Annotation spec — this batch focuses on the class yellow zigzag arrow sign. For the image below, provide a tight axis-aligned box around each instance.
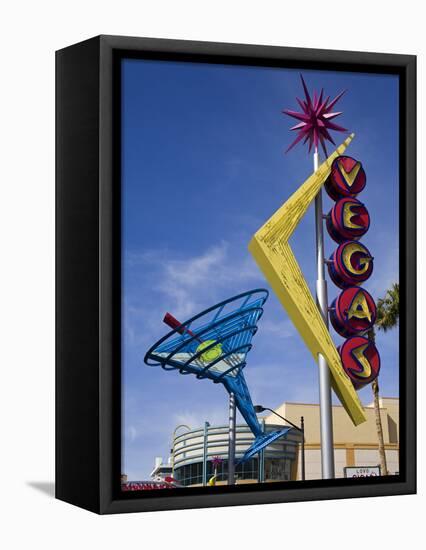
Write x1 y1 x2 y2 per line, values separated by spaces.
248 133 366 426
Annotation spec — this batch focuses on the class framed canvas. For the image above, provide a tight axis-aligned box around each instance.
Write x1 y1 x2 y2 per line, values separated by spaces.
56 35 416 514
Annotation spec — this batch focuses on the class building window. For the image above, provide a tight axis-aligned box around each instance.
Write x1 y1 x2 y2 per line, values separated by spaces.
175 455 295 485
264 458 291 481
175 458 261 486
236 458 259 481
175 462 203 486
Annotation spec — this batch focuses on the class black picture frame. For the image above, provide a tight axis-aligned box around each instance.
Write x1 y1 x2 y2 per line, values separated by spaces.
56 34 416 514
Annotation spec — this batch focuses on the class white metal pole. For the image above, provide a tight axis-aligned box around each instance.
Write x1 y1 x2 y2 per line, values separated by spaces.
202 421 209 486
314 148 335 479
228 392 236 485
259 418 265 483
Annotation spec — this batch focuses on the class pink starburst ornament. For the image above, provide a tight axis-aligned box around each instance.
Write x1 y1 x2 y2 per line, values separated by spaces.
283 74 348 157
211 456 223 468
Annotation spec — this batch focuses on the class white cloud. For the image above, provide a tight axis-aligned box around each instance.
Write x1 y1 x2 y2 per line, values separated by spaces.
154 242 260 318
164 243 228 287
260 319 294 339
127 426 137 443
173 405 228 430
123 241 264 346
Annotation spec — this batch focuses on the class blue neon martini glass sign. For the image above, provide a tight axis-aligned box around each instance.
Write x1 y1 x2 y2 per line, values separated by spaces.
144 289 292 464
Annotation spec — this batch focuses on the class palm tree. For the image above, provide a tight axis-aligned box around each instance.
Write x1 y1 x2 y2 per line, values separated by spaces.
368 283 400 476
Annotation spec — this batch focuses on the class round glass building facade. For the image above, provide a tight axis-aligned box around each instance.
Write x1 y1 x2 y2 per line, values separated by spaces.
172 423 301 486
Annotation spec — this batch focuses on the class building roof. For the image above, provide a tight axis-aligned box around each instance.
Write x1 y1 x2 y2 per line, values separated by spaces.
262 398 399 446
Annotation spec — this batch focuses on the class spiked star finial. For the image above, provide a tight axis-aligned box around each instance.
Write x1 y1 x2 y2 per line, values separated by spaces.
283 74 348 157
211 456 223 467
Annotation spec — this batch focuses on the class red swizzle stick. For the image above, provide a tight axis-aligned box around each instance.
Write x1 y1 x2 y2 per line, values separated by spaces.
163 312 203 343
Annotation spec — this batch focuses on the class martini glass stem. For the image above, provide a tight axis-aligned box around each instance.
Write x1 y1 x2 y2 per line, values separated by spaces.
314 147 335 479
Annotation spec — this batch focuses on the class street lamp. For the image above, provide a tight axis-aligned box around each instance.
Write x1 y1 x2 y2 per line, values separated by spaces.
202 421 210 486
170 424 191 478
254 405 305 481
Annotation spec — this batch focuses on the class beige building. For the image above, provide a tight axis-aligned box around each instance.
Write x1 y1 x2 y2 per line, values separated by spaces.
158 397 398 485
265 397 399 479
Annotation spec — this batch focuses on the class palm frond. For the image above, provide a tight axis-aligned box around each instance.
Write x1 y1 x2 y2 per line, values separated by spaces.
375 283 399 332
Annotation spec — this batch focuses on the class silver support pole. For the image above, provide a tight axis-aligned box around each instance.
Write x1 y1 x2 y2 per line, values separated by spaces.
202 421 209 486
300 416 306 481
228 392 236 485
314 148 335 479
259 418 265 483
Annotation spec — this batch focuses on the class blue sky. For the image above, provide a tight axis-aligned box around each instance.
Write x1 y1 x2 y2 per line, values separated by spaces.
121 58 399 480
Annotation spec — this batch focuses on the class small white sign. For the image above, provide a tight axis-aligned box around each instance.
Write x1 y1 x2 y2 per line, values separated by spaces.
344 466 381 478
